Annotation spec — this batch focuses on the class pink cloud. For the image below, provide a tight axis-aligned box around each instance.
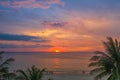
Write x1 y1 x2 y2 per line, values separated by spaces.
0 0 64 9
0 1 11 6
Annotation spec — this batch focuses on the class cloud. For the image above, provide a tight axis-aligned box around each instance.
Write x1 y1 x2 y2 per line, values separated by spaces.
0 33 49 42
0 0 64 9
42 21 67 27
0 43 53 48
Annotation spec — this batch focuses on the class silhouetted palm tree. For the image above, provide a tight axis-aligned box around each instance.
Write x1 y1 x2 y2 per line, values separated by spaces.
0 51 15 80
16 65 45 80
89 37 120 80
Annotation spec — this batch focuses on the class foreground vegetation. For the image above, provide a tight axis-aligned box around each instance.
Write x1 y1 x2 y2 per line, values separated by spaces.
0 51 15 80
89 37 120 80
16 65 45 80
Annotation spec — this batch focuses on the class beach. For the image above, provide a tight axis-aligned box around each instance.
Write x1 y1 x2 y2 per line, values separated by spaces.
43 74 108 80
43 74 93 80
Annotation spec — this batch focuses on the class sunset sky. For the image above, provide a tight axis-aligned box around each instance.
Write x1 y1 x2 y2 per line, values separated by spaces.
0 0 120 52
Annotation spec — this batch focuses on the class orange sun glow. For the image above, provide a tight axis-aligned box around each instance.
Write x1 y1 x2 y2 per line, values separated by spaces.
49 47 65 52
55 50 60 52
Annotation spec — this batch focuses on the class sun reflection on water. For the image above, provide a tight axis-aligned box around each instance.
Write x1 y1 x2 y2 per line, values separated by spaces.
53 58 60 69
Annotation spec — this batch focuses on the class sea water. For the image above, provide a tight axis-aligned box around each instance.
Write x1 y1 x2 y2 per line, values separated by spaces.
4 52 93 72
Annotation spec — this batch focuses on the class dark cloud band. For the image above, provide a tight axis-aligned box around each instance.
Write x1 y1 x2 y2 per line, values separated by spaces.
0 43 53 48
0 33 49 42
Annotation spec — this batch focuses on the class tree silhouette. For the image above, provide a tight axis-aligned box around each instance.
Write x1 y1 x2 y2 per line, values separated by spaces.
0 51 14 80
89 37 120 80
16 65 45 80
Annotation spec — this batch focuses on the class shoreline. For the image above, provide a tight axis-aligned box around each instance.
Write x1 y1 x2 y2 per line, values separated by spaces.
43 74 94 80
43 70 90 75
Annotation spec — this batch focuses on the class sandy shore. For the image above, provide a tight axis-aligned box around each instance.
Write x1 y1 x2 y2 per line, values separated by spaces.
43 75 94 80
42 74 107 80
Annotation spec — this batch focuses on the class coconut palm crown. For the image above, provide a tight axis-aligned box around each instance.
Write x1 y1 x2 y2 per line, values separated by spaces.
0 51 15 79
89 37 120 80
16 65 45 80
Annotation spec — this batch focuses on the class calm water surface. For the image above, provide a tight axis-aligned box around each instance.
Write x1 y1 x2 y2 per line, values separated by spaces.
4 52 94 73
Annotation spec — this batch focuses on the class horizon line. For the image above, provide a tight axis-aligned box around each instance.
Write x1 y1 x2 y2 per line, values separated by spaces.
5 51 94 53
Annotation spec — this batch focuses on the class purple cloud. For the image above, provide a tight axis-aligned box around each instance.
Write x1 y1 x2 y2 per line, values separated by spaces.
0 0 64 9
42 21 67 27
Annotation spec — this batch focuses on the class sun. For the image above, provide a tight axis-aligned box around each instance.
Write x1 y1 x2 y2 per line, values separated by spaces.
49 48 64 52
55 50 60 52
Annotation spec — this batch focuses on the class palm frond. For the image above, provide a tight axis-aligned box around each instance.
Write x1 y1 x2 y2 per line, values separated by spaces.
88 62 102 67
17 65 46 80
0 67 8 73
90 55 101 61
95 71 109 80
17 70 29 80
90 67 105 75
103 37 118 60
0 58 14 67
107 74 113 80
0 51 4 60
95 51 110 58
89 37 120 80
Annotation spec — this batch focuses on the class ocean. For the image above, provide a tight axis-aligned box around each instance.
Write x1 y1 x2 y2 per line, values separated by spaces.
4 52 93 73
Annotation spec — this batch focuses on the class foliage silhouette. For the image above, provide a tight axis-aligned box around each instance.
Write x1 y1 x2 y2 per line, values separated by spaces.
16 65 46 80
89 37 120 80
0 51 15 80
